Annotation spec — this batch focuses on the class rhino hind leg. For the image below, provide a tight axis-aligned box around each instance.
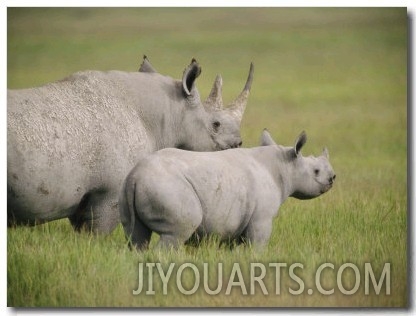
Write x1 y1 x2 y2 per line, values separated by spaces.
69 189 120 234
155 204 203 250
157 234 185 249
126 214 152 251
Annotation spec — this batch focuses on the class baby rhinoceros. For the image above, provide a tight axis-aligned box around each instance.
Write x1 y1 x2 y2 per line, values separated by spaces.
119 130 336 250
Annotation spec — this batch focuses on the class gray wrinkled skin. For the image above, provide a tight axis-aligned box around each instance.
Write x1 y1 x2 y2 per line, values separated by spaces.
119 130 336 250
8 57 253 234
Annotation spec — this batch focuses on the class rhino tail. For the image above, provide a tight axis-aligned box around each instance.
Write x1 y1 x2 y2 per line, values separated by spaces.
119 178 136 242
119 178 151 250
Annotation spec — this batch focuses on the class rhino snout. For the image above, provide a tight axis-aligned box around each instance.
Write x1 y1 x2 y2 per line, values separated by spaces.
320 174 336 194
213 136 243 150
231 140 243 149
228 140 243 149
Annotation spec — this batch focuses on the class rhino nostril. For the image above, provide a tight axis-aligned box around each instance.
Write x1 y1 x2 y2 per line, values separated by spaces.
238 141 243 147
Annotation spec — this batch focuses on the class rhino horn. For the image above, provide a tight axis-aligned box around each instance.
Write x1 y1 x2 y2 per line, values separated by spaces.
182 58 202 96
227 62 254 123
204 74 223 110
139 55 157 73
322 147 329 159
260 128 277 146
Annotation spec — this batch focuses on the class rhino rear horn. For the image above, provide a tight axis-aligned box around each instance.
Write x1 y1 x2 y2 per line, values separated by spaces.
322 147 329 159
182 58 202 96
139 55 157 73
260 128 277 146
204 74 224 110
227 62 254 123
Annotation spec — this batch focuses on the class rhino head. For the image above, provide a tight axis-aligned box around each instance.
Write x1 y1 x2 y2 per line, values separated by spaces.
203 63 254 150
139 56 253 151
261 130 336 200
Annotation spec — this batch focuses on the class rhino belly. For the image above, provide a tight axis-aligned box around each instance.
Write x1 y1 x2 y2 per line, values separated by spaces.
7 149 88 223
191 180 254 240
177 159 256 240
198 199 254 240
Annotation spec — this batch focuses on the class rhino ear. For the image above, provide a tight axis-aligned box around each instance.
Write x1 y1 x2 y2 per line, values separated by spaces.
182 58 202 96
260 129 277 146
293 131 307 156
139 55 157 73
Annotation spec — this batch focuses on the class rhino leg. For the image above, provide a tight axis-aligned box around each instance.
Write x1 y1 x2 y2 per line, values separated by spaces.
120 170 204 250
146 194 203 250
69 189 119 234
155 203 203 250
128 215 152 251
118 183 152 251
244 217 273 249
156 194 204 249
157 235 185 249
118 179 153 250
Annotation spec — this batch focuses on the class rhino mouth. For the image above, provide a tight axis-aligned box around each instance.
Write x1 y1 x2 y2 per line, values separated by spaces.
217 144 238 151
222 143 242 150
320 183 333 194
320 185 331 194
214 140 243 151
314 179 333 194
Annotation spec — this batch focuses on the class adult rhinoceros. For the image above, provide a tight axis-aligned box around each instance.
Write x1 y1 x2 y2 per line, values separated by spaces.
8 56 254 234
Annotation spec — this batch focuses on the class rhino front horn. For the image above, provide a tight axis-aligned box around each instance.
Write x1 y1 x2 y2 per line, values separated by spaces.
228 62 254 123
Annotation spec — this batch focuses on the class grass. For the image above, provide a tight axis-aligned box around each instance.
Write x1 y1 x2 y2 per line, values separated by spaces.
7 7 407 307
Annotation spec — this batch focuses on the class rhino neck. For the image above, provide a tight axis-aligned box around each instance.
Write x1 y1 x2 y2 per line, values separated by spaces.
146 112 179 151
252 146 295 204
152 115 178 151
123 73 211 152
130 77 183 152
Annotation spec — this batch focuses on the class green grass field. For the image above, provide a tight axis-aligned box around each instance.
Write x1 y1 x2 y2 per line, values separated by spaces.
7 8 407 307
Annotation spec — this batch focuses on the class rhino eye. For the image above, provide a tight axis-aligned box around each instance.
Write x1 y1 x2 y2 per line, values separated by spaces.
314 169 320 176
212 121 221 131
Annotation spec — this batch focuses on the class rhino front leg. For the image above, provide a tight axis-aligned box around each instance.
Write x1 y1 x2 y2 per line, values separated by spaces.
244 217 273 250
69 189 120 234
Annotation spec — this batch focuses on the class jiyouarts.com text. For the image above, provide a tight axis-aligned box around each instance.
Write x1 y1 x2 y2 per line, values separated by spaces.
132 262 390 296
